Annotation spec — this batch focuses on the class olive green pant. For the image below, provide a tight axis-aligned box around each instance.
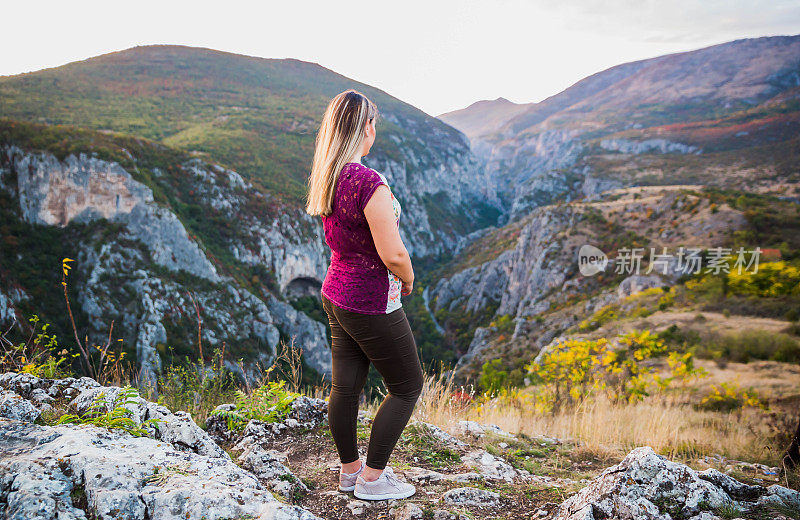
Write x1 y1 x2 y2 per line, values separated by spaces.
322 293 424 470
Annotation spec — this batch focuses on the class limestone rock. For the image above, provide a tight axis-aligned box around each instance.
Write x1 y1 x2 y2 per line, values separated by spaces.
347 499 371 515
403 466 444 483
238 444 308 500
617 275 664 299
409 420 466 448
553 446 800 520
442 487 500 507
463 449 525 481
390 502 424 519
0 418 320 520
0 390 40 423
457 420 513 439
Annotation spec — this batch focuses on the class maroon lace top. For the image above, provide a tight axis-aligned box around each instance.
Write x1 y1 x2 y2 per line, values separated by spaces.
320 162 403 314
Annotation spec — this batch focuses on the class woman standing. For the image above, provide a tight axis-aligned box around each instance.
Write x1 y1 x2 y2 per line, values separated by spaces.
306 89 423 500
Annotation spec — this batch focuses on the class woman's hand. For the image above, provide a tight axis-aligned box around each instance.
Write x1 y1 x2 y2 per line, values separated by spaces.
401 277 414 296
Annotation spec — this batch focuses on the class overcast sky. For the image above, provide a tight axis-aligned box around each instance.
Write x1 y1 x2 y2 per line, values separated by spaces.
3 0 799 115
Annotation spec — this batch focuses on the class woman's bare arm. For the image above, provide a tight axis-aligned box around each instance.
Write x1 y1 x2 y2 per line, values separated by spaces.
364 185 414 292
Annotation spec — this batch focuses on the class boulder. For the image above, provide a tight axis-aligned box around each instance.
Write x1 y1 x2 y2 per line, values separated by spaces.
238 444 308 500
403 466 445 483
463 449 526 481
409 420 466 448
442 487 500 507
0 390 40 423
617 275 663 299
0 372 225 459
553 446 800 520
457 420 514 439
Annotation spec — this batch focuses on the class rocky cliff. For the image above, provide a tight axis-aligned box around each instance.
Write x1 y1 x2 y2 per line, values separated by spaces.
0 140 330 386
429 186 749 376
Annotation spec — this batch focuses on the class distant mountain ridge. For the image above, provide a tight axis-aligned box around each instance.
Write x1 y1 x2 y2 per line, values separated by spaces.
438 34 800 221
427 34 800 379
442 35 800 142
438 97 529 140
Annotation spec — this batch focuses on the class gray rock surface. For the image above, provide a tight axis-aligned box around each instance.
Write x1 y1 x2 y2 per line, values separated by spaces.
463 449 527 481
0 372 323 520
617 275 665 299
390 502 425 519
441 487 501 507
0 390 40 423
238 444 308 500
0 418 320 520
553 446 800 520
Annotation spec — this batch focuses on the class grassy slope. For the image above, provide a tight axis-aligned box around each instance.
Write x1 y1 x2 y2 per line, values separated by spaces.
0 45 464 202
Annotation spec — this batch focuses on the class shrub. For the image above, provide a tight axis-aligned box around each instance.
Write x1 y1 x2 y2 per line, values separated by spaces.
0 315 73 379
699 329 800 363
210 380 299 431
698 382 767 412
155 348 239 427
55 386 161 437
525 330 705 412
727 261 800 297
479 358 509 395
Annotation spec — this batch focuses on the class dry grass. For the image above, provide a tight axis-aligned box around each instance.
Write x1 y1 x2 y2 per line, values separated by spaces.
375 370 795 468
470 395 784 464
699 360 800 400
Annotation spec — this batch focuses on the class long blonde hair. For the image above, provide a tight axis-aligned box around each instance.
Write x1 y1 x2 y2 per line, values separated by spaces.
306 89 378 216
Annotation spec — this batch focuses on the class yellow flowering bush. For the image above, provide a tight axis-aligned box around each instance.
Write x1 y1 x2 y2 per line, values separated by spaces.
525 330 705 412
727 261 800 297
698 382 767 412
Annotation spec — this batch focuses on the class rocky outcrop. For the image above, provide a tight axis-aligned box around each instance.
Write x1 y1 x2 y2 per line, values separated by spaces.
554 446 800 520
617 275 665 299
0 372 321 520
431 204 577 326
442 487 500 507
0 418 320 520
0 372 223 457
599 138 701 155
9 145 220 282
0 145 332 383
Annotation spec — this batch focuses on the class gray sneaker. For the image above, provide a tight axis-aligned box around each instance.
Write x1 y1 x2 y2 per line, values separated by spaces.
353 466 416 500
339 460 364 492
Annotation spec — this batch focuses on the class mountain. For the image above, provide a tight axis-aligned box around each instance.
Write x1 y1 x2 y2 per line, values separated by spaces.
438 97 529 141
2 37 799 389
0 46 500 386
0 45 501 257
428 35 800 380
442 35 800 219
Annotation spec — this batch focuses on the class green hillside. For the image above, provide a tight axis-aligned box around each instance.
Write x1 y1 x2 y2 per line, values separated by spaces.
0 45 463 201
